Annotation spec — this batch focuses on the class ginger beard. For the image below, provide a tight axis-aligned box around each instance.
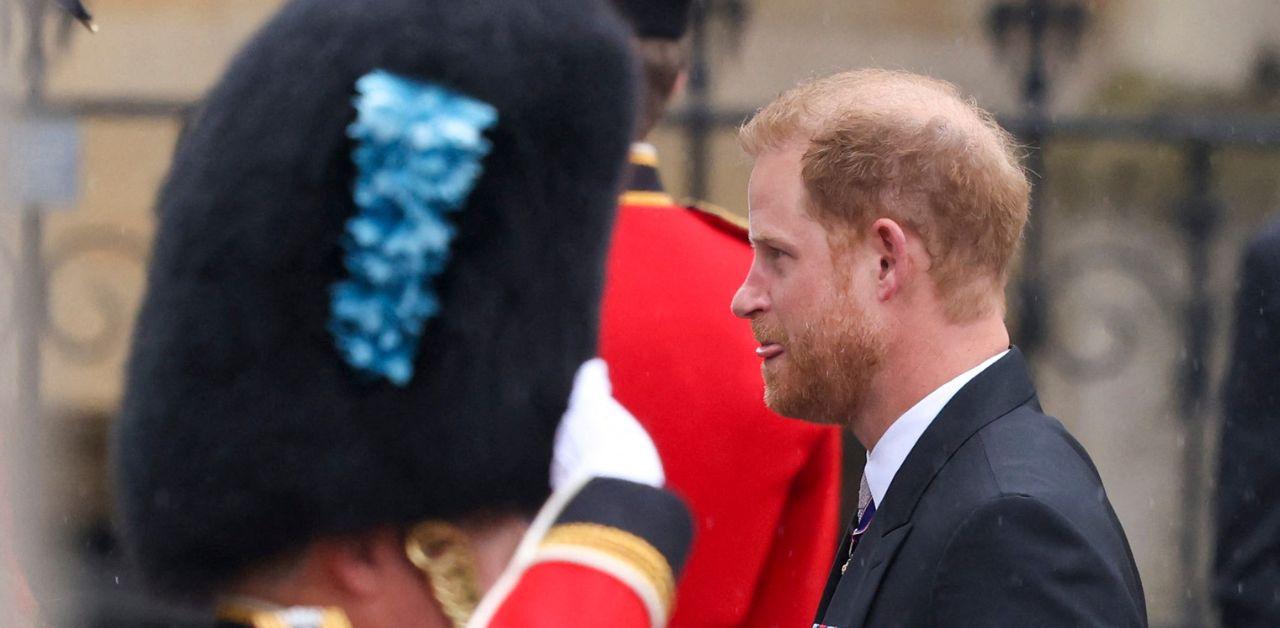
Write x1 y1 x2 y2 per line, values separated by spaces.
752 286 886 426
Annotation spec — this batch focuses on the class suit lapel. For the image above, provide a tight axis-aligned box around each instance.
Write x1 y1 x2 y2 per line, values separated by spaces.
813 526 853 621
827 520 912 627
819 348 1039 627
872 347 1037 533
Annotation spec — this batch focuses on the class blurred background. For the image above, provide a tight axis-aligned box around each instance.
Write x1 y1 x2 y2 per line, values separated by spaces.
1 0 1278 626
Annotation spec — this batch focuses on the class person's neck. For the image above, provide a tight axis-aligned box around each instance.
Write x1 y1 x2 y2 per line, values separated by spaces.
852 314 1009 452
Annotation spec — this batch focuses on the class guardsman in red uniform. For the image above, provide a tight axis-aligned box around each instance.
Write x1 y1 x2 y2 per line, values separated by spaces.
603 2 843 625
112 0 694 626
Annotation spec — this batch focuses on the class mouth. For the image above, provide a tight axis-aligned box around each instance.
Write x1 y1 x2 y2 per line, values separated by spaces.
755 343 784 360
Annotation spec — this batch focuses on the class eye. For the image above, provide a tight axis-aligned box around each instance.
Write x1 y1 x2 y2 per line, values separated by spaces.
751 240 791 267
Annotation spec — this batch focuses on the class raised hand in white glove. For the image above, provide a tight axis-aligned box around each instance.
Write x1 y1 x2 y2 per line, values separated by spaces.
550 358 665 490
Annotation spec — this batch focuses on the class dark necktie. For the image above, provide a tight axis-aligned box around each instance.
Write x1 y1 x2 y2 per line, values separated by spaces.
839 475 880 575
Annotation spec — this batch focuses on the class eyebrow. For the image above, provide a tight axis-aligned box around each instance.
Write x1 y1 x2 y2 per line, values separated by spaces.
750 233 788 248
749 234 797 253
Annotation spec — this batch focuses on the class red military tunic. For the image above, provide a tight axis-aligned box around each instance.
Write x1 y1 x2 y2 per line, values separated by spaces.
220 477 693 628
600 147 842 626
476 476 691 627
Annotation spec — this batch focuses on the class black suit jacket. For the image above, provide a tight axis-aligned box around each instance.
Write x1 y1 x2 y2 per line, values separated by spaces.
1214 218 1280 627
814 348 1147 627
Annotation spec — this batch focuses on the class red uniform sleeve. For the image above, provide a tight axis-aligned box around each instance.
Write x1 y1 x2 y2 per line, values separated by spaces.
470 477 692 628
486 562 651 627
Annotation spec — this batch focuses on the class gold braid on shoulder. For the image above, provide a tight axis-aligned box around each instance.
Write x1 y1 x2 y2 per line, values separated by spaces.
405 521 483 628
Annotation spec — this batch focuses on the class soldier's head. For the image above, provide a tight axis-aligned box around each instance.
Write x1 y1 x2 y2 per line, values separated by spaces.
113 0 636 622
611 0 695 139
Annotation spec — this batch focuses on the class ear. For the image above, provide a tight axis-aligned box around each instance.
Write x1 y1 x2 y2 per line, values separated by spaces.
868 218 911 302
319 527 406 600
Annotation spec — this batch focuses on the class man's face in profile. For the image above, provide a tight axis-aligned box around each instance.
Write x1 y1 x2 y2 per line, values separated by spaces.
732 144 885 426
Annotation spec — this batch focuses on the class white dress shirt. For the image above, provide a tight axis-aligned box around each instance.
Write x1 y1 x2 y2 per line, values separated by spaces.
862 349 1010 508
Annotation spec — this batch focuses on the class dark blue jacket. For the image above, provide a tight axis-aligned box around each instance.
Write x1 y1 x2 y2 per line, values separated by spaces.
815 348 1147 627
1215 218 1280 627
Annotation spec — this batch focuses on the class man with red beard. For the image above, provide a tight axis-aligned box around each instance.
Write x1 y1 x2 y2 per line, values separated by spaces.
731 70 1147 627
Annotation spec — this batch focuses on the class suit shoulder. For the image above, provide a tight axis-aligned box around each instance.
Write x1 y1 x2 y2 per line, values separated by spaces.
931 491 1146 627
965 407 1137 547
952 492 1073 534
969 405 1106 500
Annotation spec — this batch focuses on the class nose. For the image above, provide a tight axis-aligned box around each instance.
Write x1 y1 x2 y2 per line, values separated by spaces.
731 271 768 319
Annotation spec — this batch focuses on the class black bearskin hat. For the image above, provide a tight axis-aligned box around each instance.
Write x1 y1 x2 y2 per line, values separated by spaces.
114 0 636 595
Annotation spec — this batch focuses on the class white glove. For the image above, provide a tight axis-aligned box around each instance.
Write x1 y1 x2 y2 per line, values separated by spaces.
550 358 665 490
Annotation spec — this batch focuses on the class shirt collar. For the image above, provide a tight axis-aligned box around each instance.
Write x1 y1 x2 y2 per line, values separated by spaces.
862 349 1009 507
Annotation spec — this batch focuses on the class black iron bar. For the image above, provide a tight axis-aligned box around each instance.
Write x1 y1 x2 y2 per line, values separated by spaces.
21 0 44 105
1176 141 1217 626
16 0 47 428
1013 0 1051 356
18 97 194 120
667 110 1280 149
30 100 1276 150
15 207 44 427
685 4 712 201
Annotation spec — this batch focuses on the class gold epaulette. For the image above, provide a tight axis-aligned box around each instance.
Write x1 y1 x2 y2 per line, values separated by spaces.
619 190 677 207
684 199 749 233
539 522 676 614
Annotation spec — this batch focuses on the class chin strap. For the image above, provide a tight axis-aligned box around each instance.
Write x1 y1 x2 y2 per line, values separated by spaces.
405 520 483 628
